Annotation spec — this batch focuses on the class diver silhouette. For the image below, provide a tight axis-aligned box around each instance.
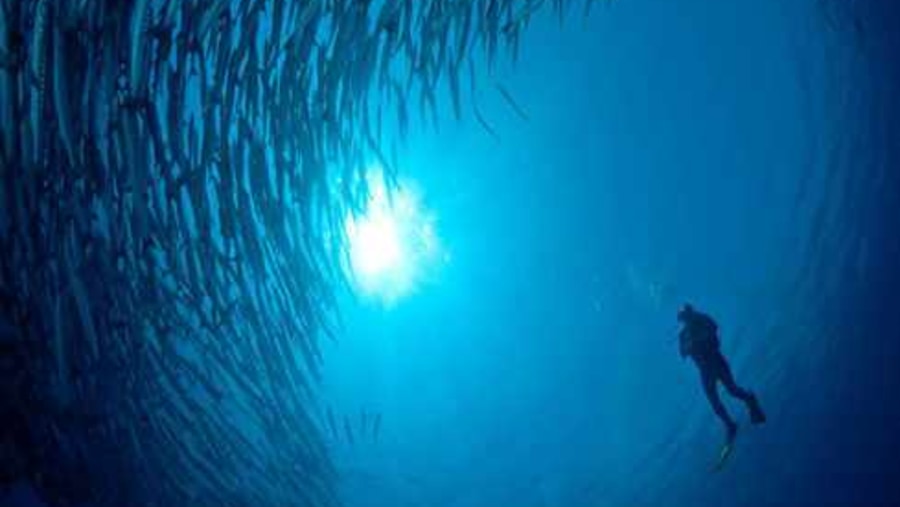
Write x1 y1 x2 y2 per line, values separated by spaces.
677 304 766 443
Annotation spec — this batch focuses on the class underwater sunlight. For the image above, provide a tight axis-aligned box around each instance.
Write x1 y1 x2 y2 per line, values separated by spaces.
344 167 444 305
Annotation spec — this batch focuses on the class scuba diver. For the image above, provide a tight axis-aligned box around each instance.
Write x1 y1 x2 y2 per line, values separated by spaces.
677 303 766 444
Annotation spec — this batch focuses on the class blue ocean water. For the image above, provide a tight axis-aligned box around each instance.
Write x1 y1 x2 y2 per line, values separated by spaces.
2 0 898 506
322 1 900 506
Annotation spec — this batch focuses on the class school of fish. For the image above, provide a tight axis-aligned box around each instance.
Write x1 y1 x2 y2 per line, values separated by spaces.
0 0 599 506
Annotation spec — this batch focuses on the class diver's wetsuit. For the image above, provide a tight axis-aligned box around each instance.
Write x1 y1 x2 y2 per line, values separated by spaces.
679 308 764 440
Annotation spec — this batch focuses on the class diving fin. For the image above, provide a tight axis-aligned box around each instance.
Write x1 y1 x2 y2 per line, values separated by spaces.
747 394 766 425
712 441 735 472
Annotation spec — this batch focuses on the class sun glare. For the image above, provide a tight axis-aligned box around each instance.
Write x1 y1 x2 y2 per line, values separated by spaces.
344 166 443 305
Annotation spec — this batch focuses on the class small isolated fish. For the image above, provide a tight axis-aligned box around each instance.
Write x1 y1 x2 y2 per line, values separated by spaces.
473 105 500 142
360 408 369 438
495 83 529 121
326 406 339 440
447 60 462 120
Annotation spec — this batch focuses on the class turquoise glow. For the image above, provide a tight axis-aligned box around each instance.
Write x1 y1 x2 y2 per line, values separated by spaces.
344 167 443 305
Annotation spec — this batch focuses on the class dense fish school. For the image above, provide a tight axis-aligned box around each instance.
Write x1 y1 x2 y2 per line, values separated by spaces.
0 0 597 506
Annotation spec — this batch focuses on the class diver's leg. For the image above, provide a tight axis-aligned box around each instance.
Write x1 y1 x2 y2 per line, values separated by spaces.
701 368 737 442
718 355 766 424
717 356 752 401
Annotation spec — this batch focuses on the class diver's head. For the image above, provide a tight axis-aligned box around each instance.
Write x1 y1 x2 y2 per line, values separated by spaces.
677 303 695 322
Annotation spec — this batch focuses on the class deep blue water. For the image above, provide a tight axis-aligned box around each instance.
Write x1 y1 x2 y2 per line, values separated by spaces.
322 0 900 506
3 0 899 506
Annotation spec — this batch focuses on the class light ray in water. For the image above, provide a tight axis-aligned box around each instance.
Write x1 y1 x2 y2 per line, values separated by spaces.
344 166 444 305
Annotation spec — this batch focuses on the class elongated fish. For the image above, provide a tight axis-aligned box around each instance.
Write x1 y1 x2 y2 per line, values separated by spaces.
495 83 529 121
